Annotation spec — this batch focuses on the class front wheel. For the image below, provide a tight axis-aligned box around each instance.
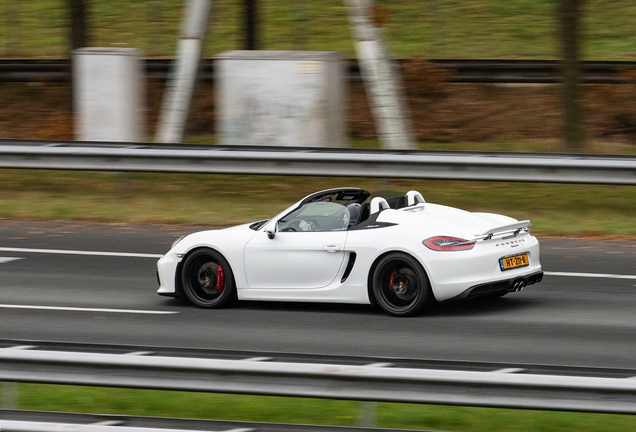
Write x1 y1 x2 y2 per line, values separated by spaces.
371 253 431 317
181 248 236 308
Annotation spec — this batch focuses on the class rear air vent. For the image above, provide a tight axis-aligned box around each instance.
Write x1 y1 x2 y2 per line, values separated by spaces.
341 253 357 283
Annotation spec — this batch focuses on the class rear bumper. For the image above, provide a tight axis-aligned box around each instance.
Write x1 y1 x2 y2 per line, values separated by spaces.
450 271 544 300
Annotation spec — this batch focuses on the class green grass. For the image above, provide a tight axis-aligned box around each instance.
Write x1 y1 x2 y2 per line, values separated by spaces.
2 169 636 237
1 1 636 60
7 383 636 431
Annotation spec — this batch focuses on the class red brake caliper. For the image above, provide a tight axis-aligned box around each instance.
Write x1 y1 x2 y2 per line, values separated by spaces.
215 265 225 293
388 270 397 290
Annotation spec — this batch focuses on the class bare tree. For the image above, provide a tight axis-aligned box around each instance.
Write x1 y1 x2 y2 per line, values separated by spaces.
245 0 257 50
559 0 585 152
68 0 89 51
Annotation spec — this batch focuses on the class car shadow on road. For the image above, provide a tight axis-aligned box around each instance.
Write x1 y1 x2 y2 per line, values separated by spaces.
158 296 376 315
427 296 542 317
162 295 542 317
235 300 377 315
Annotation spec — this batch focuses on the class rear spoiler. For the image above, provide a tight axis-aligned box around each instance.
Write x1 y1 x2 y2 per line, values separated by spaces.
474 220 531 241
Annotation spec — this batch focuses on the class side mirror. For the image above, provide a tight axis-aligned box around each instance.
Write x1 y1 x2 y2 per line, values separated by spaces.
266 222 277 239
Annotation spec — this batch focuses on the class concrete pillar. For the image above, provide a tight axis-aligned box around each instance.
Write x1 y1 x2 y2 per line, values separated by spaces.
73 47 146 142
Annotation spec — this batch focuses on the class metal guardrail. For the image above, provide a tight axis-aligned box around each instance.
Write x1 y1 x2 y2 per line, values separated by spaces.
0 420 221 432
1 139 636 184
1 348 636 415
0 59 635 84
0 409 420 432
0 411 424 432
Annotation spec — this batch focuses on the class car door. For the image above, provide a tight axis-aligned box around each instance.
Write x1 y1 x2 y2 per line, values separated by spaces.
243 229 348 290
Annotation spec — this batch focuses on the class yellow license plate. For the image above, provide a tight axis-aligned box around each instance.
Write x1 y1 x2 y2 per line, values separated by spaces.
499 254 529 271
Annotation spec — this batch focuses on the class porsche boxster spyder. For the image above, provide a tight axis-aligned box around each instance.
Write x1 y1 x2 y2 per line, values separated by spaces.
157 187 542 316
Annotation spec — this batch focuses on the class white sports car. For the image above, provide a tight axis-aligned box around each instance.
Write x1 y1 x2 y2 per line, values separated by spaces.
157 187 542 316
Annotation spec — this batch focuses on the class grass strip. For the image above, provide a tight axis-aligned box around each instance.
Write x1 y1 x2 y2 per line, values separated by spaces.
9 383 636 432
1 169 636 237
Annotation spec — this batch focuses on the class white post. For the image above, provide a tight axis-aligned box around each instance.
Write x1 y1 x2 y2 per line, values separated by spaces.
357 401 377 427
155 0 211 143
1 382 18 410
346 0 415 150
73 48 146 142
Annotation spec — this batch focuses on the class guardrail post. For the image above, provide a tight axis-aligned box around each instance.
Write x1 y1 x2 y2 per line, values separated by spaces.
357 401 377 427
1 382 18 409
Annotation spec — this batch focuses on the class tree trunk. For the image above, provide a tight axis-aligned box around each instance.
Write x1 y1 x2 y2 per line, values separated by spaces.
68 0 89 51
245 0 257 50
559 0 584 152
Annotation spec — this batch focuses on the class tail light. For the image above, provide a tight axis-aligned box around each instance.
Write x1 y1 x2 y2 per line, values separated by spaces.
423 236 475 251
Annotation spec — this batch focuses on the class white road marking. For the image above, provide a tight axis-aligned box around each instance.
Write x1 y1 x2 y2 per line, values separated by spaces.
365 362 394 368
0 304 178 315
242 357 273 362
0 247 162 258
3 345 36 350
0 257 23 264
3 249 635 281
544 271 636 280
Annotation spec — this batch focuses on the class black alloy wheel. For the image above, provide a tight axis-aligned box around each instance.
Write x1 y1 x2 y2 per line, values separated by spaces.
181 248 236 308
371 252 431 317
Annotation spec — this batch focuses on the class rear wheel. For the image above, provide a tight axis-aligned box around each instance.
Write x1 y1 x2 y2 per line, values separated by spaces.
181 248 236 308
371 252 431 317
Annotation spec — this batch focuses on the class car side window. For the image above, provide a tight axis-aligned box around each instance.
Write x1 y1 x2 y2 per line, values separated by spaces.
278 202 350 232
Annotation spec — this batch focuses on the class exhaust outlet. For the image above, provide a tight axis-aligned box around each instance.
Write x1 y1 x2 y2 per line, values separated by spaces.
511 279 526 292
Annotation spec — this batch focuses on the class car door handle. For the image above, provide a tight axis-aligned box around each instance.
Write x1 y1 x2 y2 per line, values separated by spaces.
323 244 341 253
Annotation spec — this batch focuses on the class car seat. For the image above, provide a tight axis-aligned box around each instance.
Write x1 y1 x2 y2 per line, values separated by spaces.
358 203 370 223
346 203 362 227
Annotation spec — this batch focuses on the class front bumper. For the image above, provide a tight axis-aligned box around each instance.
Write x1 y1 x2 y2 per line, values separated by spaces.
156 252 181 297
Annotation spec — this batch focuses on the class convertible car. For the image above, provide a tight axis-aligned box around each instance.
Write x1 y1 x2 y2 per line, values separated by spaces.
157 187 542 316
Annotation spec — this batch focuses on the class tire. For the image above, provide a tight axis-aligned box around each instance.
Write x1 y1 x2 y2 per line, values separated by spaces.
371 252 431 317
180 248 236 308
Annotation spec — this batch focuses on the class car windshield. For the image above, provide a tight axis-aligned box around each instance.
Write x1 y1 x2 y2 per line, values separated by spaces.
279 202 350 232
303 190 369 206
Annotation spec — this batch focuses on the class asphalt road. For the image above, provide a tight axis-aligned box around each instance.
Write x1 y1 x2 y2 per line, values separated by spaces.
0 220 635 369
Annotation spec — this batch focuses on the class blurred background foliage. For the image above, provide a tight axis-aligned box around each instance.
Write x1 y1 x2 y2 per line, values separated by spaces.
1 1 636 232
0 0 635 60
